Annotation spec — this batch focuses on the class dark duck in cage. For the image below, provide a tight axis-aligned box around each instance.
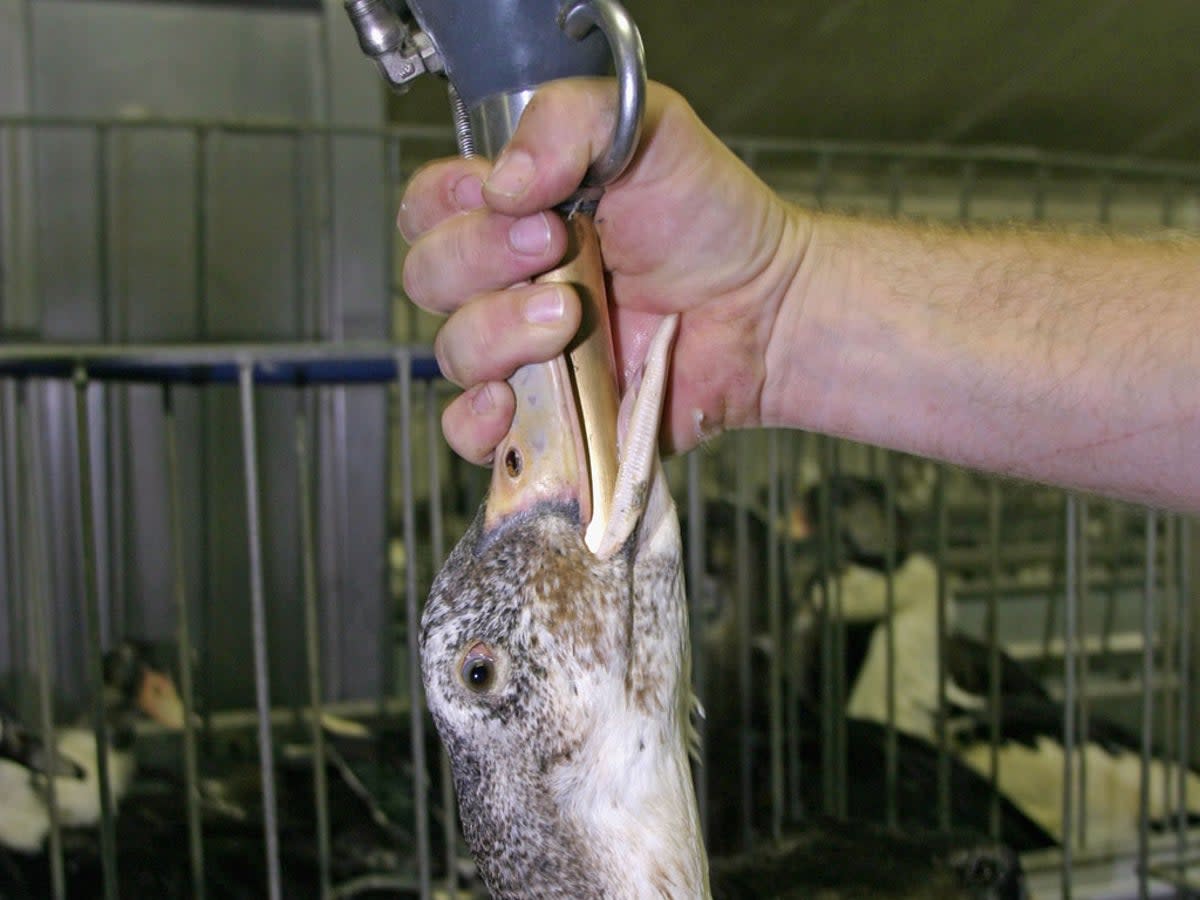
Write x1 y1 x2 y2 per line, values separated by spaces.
799 474 1200 852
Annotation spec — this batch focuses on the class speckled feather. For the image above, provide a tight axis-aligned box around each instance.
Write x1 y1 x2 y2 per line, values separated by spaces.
421 492 706 897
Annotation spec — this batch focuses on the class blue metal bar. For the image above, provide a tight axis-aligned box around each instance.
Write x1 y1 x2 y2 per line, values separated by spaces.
0 344 441 384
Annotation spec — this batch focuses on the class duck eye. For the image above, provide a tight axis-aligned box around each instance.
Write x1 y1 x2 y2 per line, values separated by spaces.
460 643 496 693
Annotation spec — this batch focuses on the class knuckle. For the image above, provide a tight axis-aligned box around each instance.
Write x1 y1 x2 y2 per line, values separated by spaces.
398 156 485 242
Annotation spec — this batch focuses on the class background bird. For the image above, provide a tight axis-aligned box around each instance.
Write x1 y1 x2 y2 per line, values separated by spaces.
0 640 182 860
802 475 1200 851
0 705 85 855
681 496 1050 856
710 817 1028 900
49 640 185 829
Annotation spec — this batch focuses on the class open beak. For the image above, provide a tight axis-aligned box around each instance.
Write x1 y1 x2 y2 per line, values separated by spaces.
484 215 621 548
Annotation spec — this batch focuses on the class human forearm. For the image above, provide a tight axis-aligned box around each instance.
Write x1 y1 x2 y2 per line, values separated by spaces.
764 212 1200 510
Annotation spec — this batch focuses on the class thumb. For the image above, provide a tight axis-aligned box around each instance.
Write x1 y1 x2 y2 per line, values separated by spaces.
482 78 619 214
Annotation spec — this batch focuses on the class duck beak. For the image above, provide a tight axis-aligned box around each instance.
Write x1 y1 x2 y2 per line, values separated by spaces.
484 215 620 547
138 669 187 730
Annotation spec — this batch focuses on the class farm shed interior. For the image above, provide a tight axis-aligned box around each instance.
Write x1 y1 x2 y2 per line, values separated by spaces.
1 1 1199 898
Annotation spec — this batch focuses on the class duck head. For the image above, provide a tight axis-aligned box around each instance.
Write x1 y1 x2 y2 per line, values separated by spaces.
421 315 708 898
103 640 186 732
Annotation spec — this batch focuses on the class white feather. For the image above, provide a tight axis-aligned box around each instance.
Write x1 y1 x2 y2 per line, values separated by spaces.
841 554 948 737
839 554 1200 850
958 737 1200 850
45 729 135 828
556 662 708 897
0 759 51 853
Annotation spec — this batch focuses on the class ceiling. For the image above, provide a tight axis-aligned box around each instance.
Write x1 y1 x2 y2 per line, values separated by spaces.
388 0 1200 164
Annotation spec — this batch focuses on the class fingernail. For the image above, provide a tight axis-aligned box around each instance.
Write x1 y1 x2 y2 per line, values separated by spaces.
509 213 551 255
486 149 535 198
470 383 496 415
396 201 413 241
523 287 564 325
452 175 484 211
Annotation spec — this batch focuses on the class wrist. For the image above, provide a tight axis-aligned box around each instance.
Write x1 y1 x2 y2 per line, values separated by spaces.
759 202 832 435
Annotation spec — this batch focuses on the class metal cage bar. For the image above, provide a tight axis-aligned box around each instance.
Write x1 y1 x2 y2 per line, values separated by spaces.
1061 494 1079 900
162 383 207 900
1139 510 1158 900
73 370 120 900
686 450 709 838
20 381 67 900
296 399 334 900
396 350 433 900
237 361 283 900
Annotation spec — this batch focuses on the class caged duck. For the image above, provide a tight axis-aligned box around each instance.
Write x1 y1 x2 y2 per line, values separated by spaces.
0 707 84 855
421 299 709 897
0 641 183 856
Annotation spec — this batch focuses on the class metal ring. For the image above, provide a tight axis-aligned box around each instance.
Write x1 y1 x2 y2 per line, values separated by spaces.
561 0 646 187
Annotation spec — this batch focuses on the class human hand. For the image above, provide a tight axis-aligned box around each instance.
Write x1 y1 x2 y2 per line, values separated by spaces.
398 79 809 464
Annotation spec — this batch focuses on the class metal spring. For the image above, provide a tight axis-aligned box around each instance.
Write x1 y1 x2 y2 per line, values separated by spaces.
449 85 477 159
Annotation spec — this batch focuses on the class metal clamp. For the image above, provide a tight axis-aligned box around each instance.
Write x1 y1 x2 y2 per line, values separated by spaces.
343 0 442 94
560 0 646 187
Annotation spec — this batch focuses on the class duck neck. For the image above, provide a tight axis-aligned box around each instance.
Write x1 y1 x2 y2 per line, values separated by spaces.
456 725 709 899
573 739 710 898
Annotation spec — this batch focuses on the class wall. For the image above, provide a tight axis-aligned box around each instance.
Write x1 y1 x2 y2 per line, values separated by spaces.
1 0 397 712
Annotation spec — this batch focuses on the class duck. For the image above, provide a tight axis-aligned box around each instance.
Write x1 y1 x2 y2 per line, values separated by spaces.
0 640 185 854
801 475 1200 852
48 640 185 829
421 314 710 897
0 705 84 854
683 496 1052 854
710 817 1028 900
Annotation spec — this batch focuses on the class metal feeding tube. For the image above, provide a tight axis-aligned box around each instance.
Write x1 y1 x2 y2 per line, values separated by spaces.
344 0 646 546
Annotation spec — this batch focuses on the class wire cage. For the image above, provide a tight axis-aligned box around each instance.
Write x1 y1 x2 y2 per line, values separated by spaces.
1 115 1198 900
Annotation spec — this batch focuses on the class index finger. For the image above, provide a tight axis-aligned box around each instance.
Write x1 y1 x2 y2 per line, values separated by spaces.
397 155 492 243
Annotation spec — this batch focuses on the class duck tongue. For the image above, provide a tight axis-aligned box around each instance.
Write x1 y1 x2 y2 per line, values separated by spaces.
483 215 620 545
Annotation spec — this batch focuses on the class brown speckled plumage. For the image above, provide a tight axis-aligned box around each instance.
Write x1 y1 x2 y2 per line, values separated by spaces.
421 315 706 898
421 485 706 898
